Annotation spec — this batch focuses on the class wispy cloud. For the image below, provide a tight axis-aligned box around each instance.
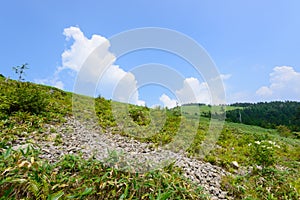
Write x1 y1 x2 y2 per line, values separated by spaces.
35 70 64 90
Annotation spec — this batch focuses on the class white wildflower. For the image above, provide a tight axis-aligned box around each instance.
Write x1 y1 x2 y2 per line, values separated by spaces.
268 141 276 145
254 141 261 145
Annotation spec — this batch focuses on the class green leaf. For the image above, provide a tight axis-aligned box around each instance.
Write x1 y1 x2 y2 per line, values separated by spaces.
119 183 129 200
81 187 93 196
3 147 12 159
48 190 64 200
159 191 172 200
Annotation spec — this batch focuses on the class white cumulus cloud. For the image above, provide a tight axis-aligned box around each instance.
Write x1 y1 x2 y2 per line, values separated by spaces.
37 26 144 105
159 75 229 107
159 94 177 108
256 66 300 100
61 26 110 72
176 77 211 105
100 65 145 106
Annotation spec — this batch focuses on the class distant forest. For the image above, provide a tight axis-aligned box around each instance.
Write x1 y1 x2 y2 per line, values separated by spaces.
226 101 300 131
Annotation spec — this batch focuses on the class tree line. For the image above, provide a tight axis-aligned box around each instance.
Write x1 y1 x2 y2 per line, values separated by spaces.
226 101 300 131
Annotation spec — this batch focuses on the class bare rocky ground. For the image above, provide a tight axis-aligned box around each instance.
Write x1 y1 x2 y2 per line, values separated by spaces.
13 117 231 200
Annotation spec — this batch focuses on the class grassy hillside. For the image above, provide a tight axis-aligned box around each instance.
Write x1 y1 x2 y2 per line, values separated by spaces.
93 92 300 199
0 76 208 199
0 75 299 199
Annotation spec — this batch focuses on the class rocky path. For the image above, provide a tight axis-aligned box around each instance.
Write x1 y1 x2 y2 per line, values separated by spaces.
15 117 231 200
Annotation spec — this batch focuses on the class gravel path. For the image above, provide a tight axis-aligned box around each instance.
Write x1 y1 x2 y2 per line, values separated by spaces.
14 117 231 200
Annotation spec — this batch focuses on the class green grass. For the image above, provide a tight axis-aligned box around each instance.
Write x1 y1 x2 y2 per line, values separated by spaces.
1 75 299 199
181 104 242 116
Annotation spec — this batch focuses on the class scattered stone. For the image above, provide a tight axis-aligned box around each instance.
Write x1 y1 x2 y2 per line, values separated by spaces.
231 161 239 169
12 117 231 199
12 143 31 151
42 148 51 154
256 165 263 171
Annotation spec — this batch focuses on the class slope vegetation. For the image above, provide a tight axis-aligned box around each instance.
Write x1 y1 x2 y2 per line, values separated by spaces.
0 74 299 199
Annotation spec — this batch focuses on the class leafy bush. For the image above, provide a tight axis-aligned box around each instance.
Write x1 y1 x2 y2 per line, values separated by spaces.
129 105 150 126
95 97 117 129
8 82 49 115
276 125 292 138
249 140 280 168
0 65 49 117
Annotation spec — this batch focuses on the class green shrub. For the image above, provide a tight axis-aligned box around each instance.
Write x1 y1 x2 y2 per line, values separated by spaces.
276 125 292 137
95 97 117 129
8 82 49 115
249 140 280 168
0 95 10 119
129 105 150 126
0 64 49 116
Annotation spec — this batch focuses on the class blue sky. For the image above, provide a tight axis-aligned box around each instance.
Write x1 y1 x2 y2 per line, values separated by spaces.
1 1 300 107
